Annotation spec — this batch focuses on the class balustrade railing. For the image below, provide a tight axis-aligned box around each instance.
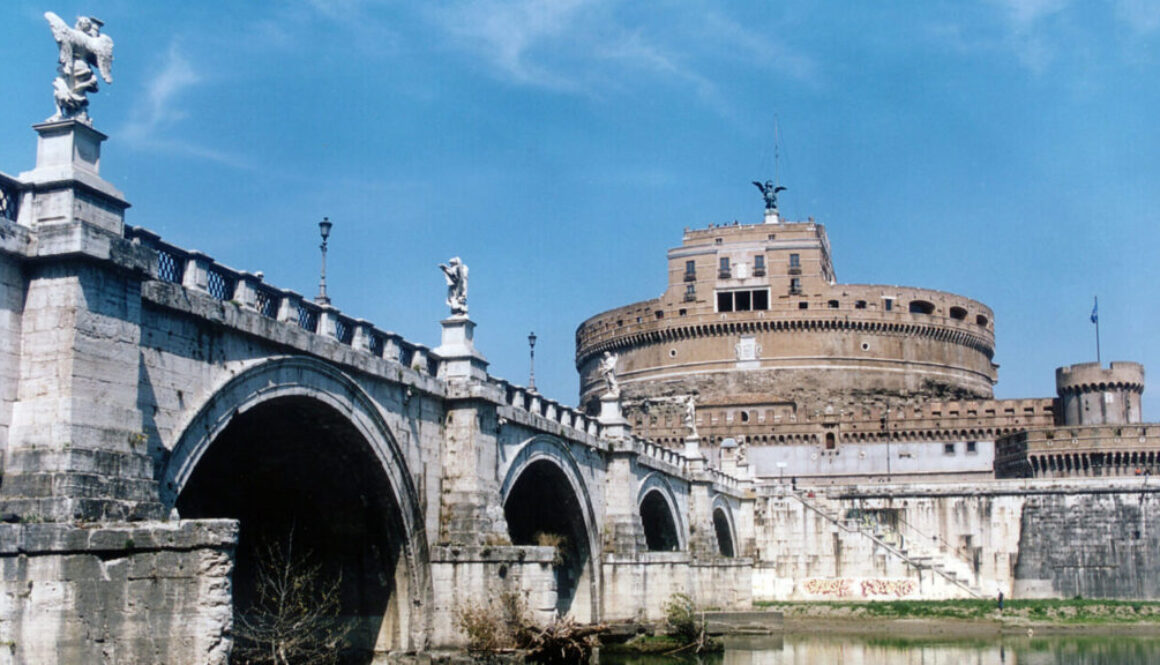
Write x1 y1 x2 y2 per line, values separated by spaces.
124 224 433 375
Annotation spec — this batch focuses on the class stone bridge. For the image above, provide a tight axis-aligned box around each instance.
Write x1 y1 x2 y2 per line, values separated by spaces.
0 120 754 662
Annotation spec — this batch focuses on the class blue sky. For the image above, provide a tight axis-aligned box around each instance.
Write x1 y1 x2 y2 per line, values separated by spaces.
3 1 1159 418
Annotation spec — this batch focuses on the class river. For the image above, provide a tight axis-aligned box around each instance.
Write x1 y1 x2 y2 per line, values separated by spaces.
597 633 1160 664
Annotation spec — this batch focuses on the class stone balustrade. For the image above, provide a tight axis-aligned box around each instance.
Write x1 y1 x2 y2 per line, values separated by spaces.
126 225 438 375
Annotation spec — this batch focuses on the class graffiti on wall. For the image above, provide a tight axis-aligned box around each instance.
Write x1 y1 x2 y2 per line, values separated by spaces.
801 578 917 598
859 578 916 598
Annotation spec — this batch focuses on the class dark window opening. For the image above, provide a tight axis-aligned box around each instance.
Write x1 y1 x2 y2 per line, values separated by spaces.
950 306 968 320
884 299 894 311
798 301 809 310
790 278 802 294
735 291 752 311
740 411 749 423
966 441 977 453
944 443 955 455
909 300 935 315
855 300 867 309
655 310 664 319
825 432 836 450
828 300 839 309
717 292 733 312
976 314 989 327
789 253 800 267
753 290 769 310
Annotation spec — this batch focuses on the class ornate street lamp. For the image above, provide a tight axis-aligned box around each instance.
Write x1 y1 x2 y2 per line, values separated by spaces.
528 331 537 391
316 217 332 305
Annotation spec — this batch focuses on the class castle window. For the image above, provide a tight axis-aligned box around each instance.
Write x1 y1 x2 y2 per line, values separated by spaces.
966 441 977 454
684 260 696 281
976 314 989 327
884 298 894 311
828 300 839 309
950 306 968 320
735 290 752 311
679 308 687 316
715 237 723 245
767 233 776 240
798 301 809 310
719 257 731 278
909 300 935 315
855 300 867 309
944 443 955 455
752 290 769 310
753 255 766 276
740 411 749 423
789 253 800 268
684 284 696 302
655 310 664 319
717 292 733 312
825 432 836 450
789 278 802 294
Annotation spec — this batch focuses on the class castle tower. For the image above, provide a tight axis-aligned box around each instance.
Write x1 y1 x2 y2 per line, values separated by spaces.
1055 362 1145 426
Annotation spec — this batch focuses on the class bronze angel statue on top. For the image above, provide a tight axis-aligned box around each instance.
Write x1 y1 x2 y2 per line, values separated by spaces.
753 180 786 212
44 12 114 123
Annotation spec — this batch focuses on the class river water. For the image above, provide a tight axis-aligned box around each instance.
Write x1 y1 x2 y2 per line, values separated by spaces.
597 633 1160 664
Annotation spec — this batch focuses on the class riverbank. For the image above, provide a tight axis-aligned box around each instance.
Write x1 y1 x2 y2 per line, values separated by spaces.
757 599 1160 637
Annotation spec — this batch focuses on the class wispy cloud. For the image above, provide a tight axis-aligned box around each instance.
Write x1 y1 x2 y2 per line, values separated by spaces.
985 0 1072 72
121 41 249 169
425 0 816 114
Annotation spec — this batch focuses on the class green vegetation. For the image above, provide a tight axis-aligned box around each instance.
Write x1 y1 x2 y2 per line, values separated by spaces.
755 598 1160 625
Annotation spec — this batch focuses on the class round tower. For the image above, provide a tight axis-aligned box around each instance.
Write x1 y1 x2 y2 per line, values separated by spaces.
1055 362 1145 426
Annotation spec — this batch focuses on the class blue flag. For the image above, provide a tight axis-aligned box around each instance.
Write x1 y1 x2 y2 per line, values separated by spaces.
1091 298 1098 324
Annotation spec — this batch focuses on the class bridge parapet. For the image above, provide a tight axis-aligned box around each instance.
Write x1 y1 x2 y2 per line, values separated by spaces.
126 225 440 376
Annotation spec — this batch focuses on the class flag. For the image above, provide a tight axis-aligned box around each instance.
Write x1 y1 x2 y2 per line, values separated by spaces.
1091 298 1098 325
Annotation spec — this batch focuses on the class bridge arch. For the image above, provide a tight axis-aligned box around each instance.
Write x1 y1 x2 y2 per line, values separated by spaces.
500 436 600 622
711 494 737 558
636 473 686 552
162 356 430 657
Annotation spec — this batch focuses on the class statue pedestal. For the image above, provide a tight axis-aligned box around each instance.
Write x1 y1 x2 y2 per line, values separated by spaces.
18 119 128 234
763 209 780 225
684 435 706 472
433 315 488 381
598 393 630 440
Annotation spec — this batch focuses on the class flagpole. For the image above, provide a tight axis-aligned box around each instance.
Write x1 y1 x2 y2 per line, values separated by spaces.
1093 296 1101 366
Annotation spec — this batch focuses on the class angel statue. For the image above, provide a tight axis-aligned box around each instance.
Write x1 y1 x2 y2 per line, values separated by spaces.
439 257 468 316
44 12 114 123
683 395 698 439
752 180 787 212
598 351 620 397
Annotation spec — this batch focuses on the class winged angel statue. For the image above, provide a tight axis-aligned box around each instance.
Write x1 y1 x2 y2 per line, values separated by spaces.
44 12 114 123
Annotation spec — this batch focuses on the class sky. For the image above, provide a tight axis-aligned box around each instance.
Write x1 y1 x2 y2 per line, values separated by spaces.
2 1 1158 418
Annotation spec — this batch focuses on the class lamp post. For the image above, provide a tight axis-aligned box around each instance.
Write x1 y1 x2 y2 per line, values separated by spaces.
316 217 332 305
528 331 537 391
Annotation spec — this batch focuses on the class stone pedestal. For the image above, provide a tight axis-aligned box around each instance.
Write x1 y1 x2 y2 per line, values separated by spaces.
598 393 630 440
433 315 488 381
684 435 705 469
17 120 128 234
763 209 780 224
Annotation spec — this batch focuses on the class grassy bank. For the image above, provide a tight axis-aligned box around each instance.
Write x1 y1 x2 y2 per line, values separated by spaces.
755 599 1160 626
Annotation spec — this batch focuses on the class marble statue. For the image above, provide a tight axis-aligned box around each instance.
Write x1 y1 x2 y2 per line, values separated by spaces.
683 395 698 439
439 257 468 316
45 12 114 123
752 180 786 212
599 351 620 397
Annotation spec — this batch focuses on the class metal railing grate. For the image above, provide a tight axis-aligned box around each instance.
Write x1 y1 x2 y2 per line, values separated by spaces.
0 182 18 222
335 318 353 344
297 303 318 332
206 267 236 301
157 249 185 284
254 286 279 318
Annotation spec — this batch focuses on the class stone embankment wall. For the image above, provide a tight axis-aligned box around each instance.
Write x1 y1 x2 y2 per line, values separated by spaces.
0 519 236 665
751 481 1160 602
1015 491 1160 599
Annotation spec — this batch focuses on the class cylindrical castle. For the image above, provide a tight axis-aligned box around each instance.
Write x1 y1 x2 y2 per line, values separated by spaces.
575 219 998 440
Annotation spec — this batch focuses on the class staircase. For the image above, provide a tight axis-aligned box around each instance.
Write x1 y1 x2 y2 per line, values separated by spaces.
791 490 984 598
